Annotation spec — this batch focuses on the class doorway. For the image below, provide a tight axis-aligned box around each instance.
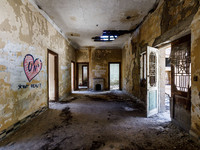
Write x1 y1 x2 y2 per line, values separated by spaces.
71 61 75 91
77 63 89 89
158 35 191 131
109 63 121 90
159 44 171 115
48 50 58 102
165 45 171 112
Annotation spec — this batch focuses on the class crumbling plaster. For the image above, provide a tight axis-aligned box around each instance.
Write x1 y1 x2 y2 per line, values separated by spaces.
122 0 200 136
190 7 200 138
0 0 75 132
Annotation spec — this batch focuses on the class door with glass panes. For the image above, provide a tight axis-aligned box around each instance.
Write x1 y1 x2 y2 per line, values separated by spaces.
140 46 159 117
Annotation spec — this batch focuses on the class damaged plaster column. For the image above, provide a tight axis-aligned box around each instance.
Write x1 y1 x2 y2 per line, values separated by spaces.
190 6 200 138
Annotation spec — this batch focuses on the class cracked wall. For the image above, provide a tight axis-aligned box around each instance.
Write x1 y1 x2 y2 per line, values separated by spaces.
122 0 200 136
0 0 75 132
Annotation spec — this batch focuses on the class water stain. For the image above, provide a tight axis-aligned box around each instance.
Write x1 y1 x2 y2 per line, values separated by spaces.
120 10 141 23
70 16 76 21
0 19 12 32
0 65 7 71
66 32 80 37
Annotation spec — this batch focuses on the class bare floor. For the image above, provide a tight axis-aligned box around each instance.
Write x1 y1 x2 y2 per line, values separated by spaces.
0 91 200 150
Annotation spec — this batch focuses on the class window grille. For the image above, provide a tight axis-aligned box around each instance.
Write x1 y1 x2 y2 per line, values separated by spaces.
171 43 191 92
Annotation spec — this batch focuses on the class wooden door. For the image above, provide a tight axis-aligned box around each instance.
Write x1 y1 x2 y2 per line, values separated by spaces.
170 35 191 131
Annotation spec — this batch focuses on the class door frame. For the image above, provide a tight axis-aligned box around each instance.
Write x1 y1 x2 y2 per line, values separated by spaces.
108 62 121 90
47 49 59 105
76 62 89 89
71 61 75 91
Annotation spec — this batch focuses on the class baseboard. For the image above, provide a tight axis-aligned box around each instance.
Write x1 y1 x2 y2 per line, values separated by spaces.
0 107 47 141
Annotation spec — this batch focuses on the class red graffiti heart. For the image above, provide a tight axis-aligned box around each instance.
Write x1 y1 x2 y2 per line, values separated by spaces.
23 54 42 82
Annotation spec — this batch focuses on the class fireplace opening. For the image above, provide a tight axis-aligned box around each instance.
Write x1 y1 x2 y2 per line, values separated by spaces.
96 84 101 91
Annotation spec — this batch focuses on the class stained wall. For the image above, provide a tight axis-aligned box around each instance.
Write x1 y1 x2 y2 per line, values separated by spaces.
122 0 200 136
190 7 200 138
0 0 75 133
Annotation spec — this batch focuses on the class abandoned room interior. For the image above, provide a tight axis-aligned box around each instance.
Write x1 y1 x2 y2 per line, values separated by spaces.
1 0 200 149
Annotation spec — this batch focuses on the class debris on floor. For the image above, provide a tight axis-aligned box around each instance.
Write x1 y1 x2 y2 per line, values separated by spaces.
0 91 200 150
123 106 135 112
60 97 77 103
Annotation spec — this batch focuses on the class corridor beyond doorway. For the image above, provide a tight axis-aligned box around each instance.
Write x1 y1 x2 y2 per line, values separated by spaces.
0 91 199 150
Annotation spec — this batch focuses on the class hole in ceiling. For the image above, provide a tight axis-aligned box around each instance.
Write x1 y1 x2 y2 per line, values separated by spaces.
37 4 42 10
126 16 132 20
66 32 80 37
92 30 131 42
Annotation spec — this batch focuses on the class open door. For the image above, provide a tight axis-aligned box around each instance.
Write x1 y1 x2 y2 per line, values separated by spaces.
170 35 191 131
147 46 159 117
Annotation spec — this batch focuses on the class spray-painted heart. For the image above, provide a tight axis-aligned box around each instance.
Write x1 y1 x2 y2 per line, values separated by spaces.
23 54 42 82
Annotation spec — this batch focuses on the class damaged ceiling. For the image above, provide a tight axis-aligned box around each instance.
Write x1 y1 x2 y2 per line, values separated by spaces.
33 0 158 49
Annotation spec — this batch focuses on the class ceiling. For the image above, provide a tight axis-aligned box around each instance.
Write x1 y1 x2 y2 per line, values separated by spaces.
33 0 157 49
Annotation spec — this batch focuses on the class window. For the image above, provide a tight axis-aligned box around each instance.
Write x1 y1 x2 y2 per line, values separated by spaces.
149 52 157 87
140 53 146 80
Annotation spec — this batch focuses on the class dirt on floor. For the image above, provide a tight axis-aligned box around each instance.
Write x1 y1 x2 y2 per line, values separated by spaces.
0 91 200 150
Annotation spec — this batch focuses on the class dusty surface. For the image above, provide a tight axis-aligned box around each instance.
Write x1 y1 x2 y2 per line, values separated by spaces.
0 91 200 150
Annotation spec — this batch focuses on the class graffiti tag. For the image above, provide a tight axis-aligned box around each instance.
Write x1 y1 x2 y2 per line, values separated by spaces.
18 83 42 89
23 54 42 82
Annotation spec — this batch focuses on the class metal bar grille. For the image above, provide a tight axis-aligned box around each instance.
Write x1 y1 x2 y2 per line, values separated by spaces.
172 46 191 92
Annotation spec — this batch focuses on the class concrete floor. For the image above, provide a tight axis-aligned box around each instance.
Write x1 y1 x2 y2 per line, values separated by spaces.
0 91 200 150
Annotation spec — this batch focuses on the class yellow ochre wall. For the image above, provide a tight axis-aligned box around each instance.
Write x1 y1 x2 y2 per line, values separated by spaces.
122 0 200 137
0 0 76 132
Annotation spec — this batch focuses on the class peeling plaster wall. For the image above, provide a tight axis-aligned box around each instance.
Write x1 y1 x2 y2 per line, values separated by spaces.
190 7 200 138
122 40 140 96
76 48 122 90
0 0 75 132
122 0 200 136
76 49 89 62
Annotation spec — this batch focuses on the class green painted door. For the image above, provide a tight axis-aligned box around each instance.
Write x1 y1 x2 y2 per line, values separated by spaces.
147 46 159 117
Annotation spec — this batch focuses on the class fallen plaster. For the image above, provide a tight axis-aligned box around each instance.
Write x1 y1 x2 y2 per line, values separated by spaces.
0 91 199 150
